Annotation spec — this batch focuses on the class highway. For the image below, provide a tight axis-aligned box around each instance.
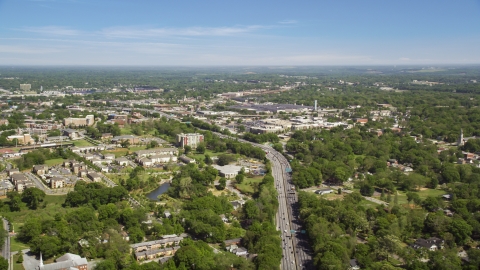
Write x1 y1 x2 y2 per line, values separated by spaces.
213 134 314 269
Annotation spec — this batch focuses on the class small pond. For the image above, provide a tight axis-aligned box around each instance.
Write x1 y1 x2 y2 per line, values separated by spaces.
146 182 171 201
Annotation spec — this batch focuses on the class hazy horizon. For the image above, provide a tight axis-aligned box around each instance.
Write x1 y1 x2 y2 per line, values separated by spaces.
1 0 479 66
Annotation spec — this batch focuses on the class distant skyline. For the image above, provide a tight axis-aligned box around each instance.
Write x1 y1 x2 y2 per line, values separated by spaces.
0 0 479 66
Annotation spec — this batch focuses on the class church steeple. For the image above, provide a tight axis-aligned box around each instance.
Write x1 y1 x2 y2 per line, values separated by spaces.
39 252 44 268
458 129 464 146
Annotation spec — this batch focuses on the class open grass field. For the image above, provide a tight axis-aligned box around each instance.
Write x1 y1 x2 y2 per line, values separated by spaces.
394 188 446 206
188 149 228 162
102 149 129 158
129 146 147 152
44 158 65 166
101 146 146 157
4 195 70 225
72 139 94 147
120 126 133 135
235 176 263 195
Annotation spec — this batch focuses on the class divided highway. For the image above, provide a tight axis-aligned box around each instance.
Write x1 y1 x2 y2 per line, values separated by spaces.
215 134 314 269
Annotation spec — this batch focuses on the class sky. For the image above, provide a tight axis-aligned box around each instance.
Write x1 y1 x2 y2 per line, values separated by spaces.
0 0 479 66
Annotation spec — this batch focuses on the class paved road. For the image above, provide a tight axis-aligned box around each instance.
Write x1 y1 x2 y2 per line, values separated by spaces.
25 172 55 194
1 218 10 266
267 150 314 270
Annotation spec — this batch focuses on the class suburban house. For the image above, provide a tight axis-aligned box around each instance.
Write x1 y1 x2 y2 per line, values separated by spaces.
354 118 368 125
411 237 444 251
224 238 242 247
349 259 360 270
231 200 246 210
224 238 248 257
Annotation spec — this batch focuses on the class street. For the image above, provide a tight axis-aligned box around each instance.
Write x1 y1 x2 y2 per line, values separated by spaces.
1 218 10 267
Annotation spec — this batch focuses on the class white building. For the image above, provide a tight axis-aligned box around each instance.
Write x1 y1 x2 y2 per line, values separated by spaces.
213 165 245 179
176 133 204 148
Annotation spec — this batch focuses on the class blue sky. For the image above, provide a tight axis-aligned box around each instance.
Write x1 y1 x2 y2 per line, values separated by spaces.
0 0 479 65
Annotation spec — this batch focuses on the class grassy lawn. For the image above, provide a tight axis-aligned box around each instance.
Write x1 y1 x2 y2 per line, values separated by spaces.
129 146 147 152
44 158 65 166
121 127 133 135
12 253 25 270
10 236 29 252
358 199 378 209
101 146 146 157
395 188 446 206
188 150 227 161
418 188 446 198
102 149 129 158
235 176 263 195
72 139 94 147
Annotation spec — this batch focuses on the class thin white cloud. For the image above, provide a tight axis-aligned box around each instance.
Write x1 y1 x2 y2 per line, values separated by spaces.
99 25 266 38
278 20 298 24
399 57 411 61
19 26 81 36
0 45 61 54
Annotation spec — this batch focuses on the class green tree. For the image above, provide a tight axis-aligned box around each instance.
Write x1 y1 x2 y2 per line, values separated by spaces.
317 251 344 270
7 191 22 212
16 251 23 263
442 165 460 183
422 196 442 212
216 154 235 166
449 218 472 245
21 187 46 210
235 174 244 184
406 192 421 206
0 257 8 270
174 246 201 269
218 177 226 190
93 259 116 270
360 183 374 196
196 143 206 154
204 154 213 165
30 235 61 259
334 167 349 183
120 139 130 148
